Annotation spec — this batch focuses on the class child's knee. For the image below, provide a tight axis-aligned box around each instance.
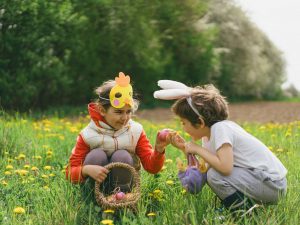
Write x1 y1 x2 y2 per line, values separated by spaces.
83 148 108 166
207 168 222 187
110 150 133 165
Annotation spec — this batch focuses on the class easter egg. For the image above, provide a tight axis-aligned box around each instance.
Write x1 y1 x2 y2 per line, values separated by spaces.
158 129 169 142
115 191 125 200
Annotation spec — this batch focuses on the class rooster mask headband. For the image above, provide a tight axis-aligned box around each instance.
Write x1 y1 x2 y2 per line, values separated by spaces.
100 72 134 108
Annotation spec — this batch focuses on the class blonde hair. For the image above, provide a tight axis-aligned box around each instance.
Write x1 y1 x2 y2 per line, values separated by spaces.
172 84 229 127
94 80 140 112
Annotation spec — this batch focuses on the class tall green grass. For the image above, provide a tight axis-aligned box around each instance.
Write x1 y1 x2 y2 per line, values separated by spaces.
0 113 299 224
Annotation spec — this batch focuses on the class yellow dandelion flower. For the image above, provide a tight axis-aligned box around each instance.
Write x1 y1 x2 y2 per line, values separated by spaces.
181 189 187 194
103 209 115 214
153 189 161 194
13 207 25 214
17 170 29 176
18 153 26 160
31 166 38 171
1 180 8 186
165 159 173 163
41 174 49 179
166 180 174 185
46 151 53 156
43 185 50 190
35 155 42 160
4 171 12 175
44 166 52 170
147 212 156 217
6 165 13 170
101 219 114 224
23 165 30 169
268 146 273 151
49 173 55 177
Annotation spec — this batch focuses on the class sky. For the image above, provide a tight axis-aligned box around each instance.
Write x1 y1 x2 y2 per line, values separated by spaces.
234 0 300 90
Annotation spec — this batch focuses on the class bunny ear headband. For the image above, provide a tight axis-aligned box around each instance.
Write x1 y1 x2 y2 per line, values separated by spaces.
153 80 201 117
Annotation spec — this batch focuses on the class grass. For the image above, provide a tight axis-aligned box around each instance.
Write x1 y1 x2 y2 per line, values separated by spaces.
0 111 299 224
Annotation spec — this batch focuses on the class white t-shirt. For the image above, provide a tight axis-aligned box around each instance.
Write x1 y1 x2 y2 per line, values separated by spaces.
202 120 287 181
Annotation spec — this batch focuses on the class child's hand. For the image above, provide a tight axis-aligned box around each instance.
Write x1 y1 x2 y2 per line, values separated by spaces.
155 129 175 153
184 141 200 155
170 133 186 151
82 165 109 183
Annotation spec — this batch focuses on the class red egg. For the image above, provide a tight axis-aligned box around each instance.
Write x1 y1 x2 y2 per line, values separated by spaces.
115 191 125 200
158 129 169 142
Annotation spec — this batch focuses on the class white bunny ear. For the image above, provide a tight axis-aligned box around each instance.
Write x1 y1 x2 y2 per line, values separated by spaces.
157 80 190 90
153 89 190 100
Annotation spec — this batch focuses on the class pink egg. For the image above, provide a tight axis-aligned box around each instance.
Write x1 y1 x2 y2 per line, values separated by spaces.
115 192 125 200
158 129 169 142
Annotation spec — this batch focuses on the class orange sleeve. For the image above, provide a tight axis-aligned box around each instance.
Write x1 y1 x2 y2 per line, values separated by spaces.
65 134 90 183
136 130 165 174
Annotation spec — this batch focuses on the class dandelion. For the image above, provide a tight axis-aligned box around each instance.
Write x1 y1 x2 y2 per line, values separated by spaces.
41 174 49 179
34 155 42 160
166 180 174 185
6 165 13 170
101 219 114 224
31 166 38 171
165 159 173 163
44 166 52 170
147 212 156 217
1 180 8 186
18 153 26 160
4 171 12 175
16 169 29 176
181 189 187 194
13 207 25 214
103 209 115 214
49 173 55 177
43 185 50 190
46 150 53 156
23 164 30 169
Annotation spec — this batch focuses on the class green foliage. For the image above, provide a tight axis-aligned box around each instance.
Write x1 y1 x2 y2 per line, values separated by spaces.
209 0 286 100
0 0 78 109
0 0 287 110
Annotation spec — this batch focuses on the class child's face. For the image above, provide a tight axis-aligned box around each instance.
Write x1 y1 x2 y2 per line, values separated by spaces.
101 104 133 130
180 118 207 141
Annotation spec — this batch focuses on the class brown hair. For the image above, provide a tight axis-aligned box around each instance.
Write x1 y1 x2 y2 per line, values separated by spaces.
171 84 229 127
94 80 140 111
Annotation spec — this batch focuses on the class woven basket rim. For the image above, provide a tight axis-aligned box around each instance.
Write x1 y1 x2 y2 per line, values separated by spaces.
95 162 141 209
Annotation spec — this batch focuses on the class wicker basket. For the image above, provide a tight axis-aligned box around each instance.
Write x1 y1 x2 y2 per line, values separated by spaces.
95 162 141 210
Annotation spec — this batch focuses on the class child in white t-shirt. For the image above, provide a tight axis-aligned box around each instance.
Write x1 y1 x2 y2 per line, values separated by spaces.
154 81 287 212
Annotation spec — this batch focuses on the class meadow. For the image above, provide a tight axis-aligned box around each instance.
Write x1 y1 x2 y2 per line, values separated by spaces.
0 111 299 225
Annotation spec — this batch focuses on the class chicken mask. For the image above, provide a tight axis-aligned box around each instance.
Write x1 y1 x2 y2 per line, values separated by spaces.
109 72 134 108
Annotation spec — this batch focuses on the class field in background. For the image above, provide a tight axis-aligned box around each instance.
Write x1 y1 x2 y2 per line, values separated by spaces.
136 102 300 124
0 106 299 224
